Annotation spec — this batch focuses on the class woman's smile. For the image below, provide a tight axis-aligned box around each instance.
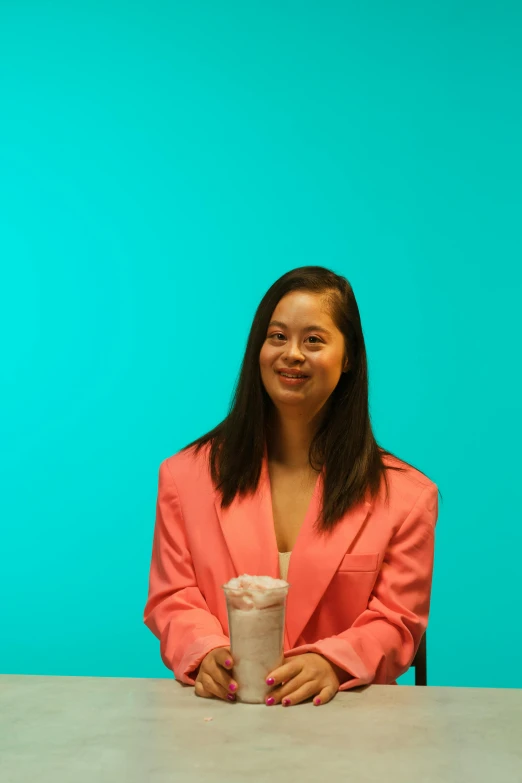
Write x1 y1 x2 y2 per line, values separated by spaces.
277 371 310 387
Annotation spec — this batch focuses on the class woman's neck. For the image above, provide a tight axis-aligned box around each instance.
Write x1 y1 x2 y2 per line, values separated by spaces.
266 408 323 470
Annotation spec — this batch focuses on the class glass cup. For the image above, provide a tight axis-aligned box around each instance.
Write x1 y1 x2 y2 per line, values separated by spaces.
223 581 290 704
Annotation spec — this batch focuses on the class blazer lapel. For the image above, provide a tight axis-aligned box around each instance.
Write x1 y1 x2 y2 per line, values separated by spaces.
214 453 280 580
285 475 374 649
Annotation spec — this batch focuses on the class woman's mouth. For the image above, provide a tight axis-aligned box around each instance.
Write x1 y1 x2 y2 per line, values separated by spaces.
277 371 310 386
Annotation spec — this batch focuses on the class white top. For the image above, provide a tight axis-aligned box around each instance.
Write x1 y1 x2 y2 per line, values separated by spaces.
278 551 291 582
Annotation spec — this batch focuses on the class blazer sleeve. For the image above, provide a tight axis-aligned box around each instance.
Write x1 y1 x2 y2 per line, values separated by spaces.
285 483 438 688
143 460 230 683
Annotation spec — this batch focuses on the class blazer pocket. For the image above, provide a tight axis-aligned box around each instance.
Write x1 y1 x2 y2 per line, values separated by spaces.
338 552 380 572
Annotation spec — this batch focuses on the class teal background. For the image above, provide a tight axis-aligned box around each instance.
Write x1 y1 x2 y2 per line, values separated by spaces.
1 1 520 687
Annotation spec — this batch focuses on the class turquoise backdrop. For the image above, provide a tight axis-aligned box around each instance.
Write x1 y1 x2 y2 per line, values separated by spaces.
1 1 520 687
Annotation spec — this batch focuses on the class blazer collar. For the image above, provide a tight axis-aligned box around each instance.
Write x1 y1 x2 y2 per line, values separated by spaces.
214 444 373 648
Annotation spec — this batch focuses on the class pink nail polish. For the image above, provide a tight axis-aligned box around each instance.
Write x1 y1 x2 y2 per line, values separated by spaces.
227 694 236 702
229 683 237 692
314 697 321 706
224 659 232 667
266 677 275 686
266 697 275 706
282 698 291 706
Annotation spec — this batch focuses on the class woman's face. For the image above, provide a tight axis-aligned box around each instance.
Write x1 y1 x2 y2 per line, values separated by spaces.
259 290 349 416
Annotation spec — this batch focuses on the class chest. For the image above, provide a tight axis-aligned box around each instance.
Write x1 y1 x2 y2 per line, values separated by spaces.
268 464 319 552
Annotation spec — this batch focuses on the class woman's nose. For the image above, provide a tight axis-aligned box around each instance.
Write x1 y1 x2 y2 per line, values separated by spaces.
283 342 305 361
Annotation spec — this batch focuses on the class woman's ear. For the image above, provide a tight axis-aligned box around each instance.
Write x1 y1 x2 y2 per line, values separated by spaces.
343 357 350 373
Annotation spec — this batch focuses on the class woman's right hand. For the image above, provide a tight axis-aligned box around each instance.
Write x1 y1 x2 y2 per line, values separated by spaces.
194 648 237 701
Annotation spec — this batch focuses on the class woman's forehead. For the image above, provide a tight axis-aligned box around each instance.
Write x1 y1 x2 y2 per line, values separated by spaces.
271 290 335 325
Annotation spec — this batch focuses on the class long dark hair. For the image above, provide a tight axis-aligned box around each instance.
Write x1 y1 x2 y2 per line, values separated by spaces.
184 266 433 532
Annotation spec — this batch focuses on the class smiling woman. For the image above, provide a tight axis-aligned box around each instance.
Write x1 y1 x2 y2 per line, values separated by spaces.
144 266 439 707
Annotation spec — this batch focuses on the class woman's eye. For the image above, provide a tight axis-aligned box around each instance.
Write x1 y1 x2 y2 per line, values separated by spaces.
268 333 322 344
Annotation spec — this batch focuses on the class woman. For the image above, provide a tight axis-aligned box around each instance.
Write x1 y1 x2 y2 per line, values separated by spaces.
144 266 439 707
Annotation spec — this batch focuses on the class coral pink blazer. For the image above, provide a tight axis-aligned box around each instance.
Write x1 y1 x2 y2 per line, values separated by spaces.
144 443 438 689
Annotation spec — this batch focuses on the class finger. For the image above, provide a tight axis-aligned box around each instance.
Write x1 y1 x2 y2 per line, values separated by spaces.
312 685 337 707
278 680 320 707
212 649 237 691
201 672 230 702
195 679 213 699
266 658 302 687
208 666 238 693
206 657 237 695
268 672 310 704
196 675 235 703
213 648 234 671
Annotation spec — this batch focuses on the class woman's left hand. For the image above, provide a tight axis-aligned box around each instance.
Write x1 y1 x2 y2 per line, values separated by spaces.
265 653 343 707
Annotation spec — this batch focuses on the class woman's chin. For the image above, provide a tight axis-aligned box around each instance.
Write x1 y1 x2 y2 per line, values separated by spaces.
270 390 311 408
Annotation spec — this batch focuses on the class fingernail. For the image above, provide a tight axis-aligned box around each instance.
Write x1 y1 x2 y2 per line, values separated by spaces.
314 697 321 706
266 677 275 686
224 659 232 667
229 683 237 692
282 698 291 706
227 694 236 702
266 696 275 706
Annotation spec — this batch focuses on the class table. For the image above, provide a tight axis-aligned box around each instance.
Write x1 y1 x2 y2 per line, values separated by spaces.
1 675 521 782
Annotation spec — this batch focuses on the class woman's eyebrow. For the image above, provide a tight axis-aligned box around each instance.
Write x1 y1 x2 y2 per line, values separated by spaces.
268 320 331 335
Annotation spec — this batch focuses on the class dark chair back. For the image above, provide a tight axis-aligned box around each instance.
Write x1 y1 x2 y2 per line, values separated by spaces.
412 633 427 685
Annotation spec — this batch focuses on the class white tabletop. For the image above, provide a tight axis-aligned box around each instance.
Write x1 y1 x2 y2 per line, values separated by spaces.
1 675 521 783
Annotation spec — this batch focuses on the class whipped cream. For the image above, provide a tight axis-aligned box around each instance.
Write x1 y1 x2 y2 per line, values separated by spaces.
223 574 289 610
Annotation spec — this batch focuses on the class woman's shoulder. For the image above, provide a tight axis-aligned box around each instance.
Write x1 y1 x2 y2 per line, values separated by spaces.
159 441 213 491
379 450 438 509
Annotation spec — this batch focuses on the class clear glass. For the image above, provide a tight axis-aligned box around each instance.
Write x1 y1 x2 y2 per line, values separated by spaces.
223 583 290 704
